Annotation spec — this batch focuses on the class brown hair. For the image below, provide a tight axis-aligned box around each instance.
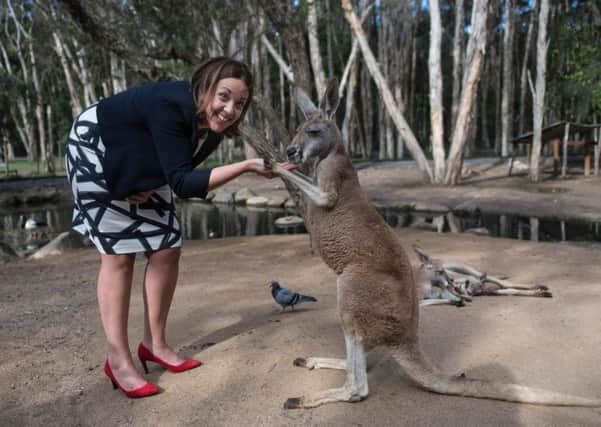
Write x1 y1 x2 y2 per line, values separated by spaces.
190 57 254 138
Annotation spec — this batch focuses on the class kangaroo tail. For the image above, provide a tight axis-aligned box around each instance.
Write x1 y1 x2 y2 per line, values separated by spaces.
391 344 601 407
299 295 317 303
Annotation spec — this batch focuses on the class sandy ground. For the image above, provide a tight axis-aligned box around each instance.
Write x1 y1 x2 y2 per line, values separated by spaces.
2 164 601 426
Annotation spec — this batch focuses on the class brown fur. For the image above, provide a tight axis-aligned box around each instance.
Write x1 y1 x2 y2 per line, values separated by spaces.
273 79 601 409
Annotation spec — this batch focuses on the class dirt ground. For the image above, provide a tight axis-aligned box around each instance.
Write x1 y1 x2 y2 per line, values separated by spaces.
2 163 601 426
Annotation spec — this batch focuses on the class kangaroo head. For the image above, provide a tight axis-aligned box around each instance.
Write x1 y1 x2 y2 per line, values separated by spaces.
286 78 341 165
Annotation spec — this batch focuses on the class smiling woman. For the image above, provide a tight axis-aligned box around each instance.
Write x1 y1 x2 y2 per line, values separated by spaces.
63 56 297 399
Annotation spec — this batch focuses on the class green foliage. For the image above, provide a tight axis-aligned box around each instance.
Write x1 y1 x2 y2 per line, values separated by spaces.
547 2 601 120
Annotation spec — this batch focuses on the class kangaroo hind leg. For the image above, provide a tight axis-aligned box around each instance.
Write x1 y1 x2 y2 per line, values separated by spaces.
284 334 368 409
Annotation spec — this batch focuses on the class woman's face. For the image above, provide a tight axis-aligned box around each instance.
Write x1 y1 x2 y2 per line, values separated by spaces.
205 77 249 133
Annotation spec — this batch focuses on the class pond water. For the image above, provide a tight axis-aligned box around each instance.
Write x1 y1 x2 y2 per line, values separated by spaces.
0 201 306 254
379 208 601 244
2 202 600 254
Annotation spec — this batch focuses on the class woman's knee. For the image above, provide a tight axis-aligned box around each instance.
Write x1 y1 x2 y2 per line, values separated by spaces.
145 247 181 267
100 253 136 274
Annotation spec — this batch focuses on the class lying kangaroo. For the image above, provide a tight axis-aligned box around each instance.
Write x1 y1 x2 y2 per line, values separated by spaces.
413 245 552 307
271 78 601 408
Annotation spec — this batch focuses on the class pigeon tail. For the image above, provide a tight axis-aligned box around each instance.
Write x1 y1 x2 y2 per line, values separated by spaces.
298 295 317 303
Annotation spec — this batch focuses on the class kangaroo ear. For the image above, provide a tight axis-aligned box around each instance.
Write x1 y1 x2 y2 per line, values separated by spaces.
319 78 340 120
412 245 432 265
295 86 319 120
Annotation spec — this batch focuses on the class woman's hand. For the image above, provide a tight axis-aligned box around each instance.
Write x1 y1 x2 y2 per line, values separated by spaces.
245 158 297 179
127 191 152 204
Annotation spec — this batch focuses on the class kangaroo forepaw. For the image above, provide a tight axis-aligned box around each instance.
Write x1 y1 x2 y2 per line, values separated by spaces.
293 357 308 368
283 397 303 409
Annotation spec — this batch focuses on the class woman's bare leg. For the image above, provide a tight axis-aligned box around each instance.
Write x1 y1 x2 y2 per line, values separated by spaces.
142 247 185 365
98 253 147 390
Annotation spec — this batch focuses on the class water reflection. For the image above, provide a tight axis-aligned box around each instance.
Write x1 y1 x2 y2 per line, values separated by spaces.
2 203 601 255
0 201 307 254
177 202 306 240
378 207 601 244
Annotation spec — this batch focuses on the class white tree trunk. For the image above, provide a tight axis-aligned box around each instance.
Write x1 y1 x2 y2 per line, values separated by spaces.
428 0 446 182
518 0 537 134
444 0 488 184
261 35 294 83
529 0 550 182
501 0 515 157
52 32 82 118
110 52 127 94
451 0 465 127
341 0 433 181
307 0 326 95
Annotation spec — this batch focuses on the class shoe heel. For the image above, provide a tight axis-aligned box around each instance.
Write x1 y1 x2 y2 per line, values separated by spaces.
110 380 118 390
140 358 149 374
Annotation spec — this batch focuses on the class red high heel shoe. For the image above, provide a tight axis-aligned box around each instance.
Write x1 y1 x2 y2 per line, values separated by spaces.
138 343 202 373
104 360 160 398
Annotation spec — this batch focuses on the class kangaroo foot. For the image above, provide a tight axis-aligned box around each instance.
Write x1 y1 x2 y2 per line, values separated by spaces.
294 357 346 370
283 384 367 409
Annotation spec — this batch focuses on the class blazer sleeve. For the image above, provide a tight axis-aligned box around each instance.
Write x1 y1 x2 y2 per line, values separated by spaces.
146 96 214 199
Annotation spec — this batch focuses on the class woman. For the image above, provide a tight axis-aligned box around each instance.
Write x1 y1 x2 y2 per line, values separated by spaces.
65 57 295 398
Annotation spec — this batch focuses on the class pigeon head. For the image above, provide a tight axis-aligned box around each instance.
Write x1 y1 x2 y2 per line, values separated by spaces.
269 281 281 291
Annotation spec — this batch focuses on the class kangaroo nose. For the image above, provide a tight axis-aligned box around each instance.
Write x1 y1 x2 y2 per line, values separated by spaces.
286 147 298 157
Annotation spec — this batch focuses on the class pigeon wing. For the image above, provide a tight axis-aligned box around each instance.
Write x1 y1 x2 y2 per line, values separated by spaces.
276 287 299 306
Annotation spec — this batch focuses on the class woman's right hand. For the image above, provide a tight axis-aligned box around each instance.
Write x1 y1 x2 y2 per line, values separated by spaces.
245 158 297 179
127 191 152 204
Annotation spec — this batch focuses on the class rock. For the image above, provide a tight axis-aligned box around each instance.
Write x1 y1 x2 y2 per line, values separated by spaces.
212 189 235 204
413 202 449 213
0 241 18 261
274 215 304 228
246 196 268 207
512 159 529 173
0 193 22 207
464 227 490 236
30 231 88 259
22 187 61 204
234 188 256 204
267 195 287 208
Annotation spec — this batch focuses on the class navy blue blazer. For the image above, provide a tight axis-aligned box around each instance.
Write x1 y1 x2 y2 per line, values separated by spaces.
96 80 223 199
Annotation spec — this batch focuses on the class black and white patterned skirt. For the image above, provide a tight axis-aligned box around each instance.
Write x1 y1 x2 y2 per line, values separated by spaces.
65 105 182 254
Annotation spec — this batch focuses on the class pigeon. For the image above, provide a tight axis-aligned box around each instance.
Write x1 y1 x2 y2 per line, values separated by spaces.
269 281 317 311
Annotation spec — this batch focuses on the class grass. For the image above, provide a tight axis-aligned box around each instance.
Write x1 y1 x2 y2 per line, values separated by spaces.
0 158 66 180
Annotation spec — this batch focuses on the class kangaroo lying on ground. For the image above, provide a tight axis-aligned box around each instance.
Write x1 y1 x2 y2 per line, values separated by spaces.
271 78 601 409
413 245 552 307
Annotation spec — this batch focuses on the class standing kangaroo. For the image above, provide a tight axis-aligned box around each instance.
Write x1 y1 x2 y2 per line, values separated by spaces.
271 79 601 409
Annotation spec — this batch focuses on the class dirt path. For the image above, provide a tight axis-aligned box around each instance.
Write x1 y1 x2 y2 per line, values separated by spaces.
2 228 601 426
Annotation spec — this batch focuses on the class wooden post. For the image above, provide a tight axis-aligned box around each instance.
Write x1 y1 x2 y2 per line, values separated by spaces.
552 139 560 174
595 126 600 176
584 142 591 176
561 122 570 177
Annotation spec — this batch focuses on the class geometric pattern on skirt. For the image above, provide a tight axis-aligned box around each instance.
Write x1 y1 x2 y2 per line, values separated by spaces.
65 104 182 254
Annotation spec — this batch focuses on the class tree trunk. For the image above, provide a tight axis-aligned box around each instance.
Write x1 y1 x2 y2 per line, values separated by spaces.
428 0 446 182
518 0 537 134
307 0 326 95
341 0 433 181
52 32 83 118
445 0 489 184
451 0 465 128
110 52 127 94
529 0 550 182
500 0 515 157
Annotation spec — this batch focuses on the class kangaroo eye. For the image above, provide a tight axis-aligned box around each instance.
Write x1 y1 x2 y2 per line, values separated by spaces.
306 129 321 137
